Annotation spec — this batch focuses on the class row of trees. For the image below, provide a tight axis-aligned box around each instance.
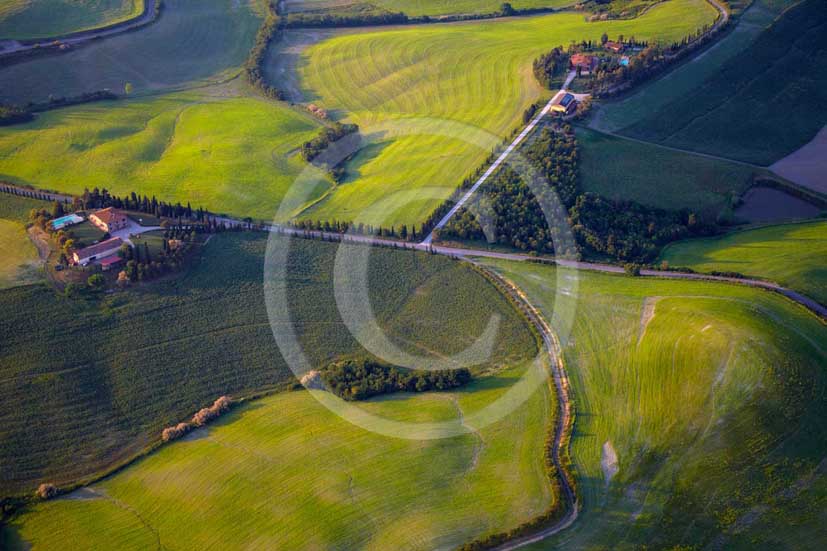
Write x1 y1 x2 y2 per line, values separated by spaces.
288 218 423 240
283 3 553 28
0 104 34 126
320 359 472 401
161 396 233 442
244 1 287 101
76 187 209 222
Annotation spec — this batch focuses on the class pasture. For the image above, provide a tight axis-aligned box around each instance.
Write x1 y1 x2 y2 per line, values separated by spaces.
3 358 554 550
592 0 789 133
481 259 827 549
0 194 47 288
294 0 719 227
576 127 755 218
660 220 827 306
0 0 265 105
286 0 571 16
0 233 536 497
0 0 143 40
617 0 827 165
0 91 327 221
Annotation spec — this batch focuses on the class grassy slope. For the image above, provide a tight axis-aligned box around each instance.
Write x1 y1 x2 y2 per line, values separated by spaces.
287 0 572 16
0 194 46 289
0 0 143 40
576 127 755 217
660 220 827 305
0 0 265 105
0 233 536 497
3 360 553 550
295 0 718 227
593 0 791 133
482 259 827 549
619 0 827 165
0 92 329 221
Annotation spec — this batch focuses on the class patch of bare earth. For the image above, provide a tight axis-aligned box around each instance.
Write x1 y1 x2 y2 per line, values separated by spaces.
637 296 661 345
771 125 827 195
601 440 619 485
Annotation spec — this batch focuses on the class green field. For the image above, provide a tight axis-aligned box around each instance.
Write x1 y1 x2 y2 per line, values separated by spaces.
0 0 265 105
660 220 827 306
2 358 554 550
0 0 144 40
481 259 827 549
0 194 47 288
294 0 718 227
286 0 572 16
0 232 536 497
617 0 827 165
592 0 791 133
0 91 330 221
577 127 756 218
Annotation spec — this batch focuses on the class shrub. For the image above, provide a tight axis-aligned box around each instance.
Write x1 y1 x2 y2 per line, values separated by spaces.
36 483 58 500
161 422 191 442
191 396 233 427
87 274 106 290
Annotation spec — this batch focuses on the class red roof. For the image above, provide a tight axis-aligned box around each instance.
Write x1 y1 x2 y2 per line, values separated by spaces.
91 207 127 225
99 256 123 266
571 53 595 67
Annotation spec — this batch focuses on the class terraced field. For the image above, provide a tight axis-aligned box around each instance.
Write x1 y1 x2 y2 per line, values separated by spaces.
0 194 46 288
294 0 719 227
616 0 827 165
577 127 755 218
0 0 265 105
0 91 327 221
0 0 144 40
481 259 827 549
0 233 536 497
2 360 553 550
660 220 827 306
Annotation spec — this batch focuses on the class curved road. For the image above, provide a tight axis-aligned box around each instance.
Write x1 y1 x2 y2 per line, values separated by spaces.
0 0 159 58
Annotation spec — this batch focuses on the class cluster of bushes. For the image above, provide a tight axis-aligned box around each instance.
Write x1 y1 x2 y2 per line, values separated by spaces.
244 1 287 101
161 396 233 442
301 122 359 163
320 359 471 401
301 122 360 181
30 90 118 112
0 104 34 126
532 47 569 89
35 483 58 500
435 122 714 263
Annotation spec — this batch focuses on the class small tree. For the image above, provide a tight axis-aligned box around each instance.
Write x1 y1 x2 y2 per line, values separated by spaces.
500 2 515 16
601 32 609 45
87 274 105 290
624 263 642 277
117 270 130 287
36 483 58 500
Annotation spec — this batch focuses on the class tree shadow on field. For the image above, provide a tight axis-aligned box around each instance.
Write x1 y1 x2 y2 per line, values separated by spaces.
336 136 393 186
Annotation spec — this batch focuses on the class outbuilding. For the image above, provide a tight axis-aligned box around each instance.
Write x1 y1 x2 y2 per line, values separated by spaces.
72 237 125 266
550 92 578 116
